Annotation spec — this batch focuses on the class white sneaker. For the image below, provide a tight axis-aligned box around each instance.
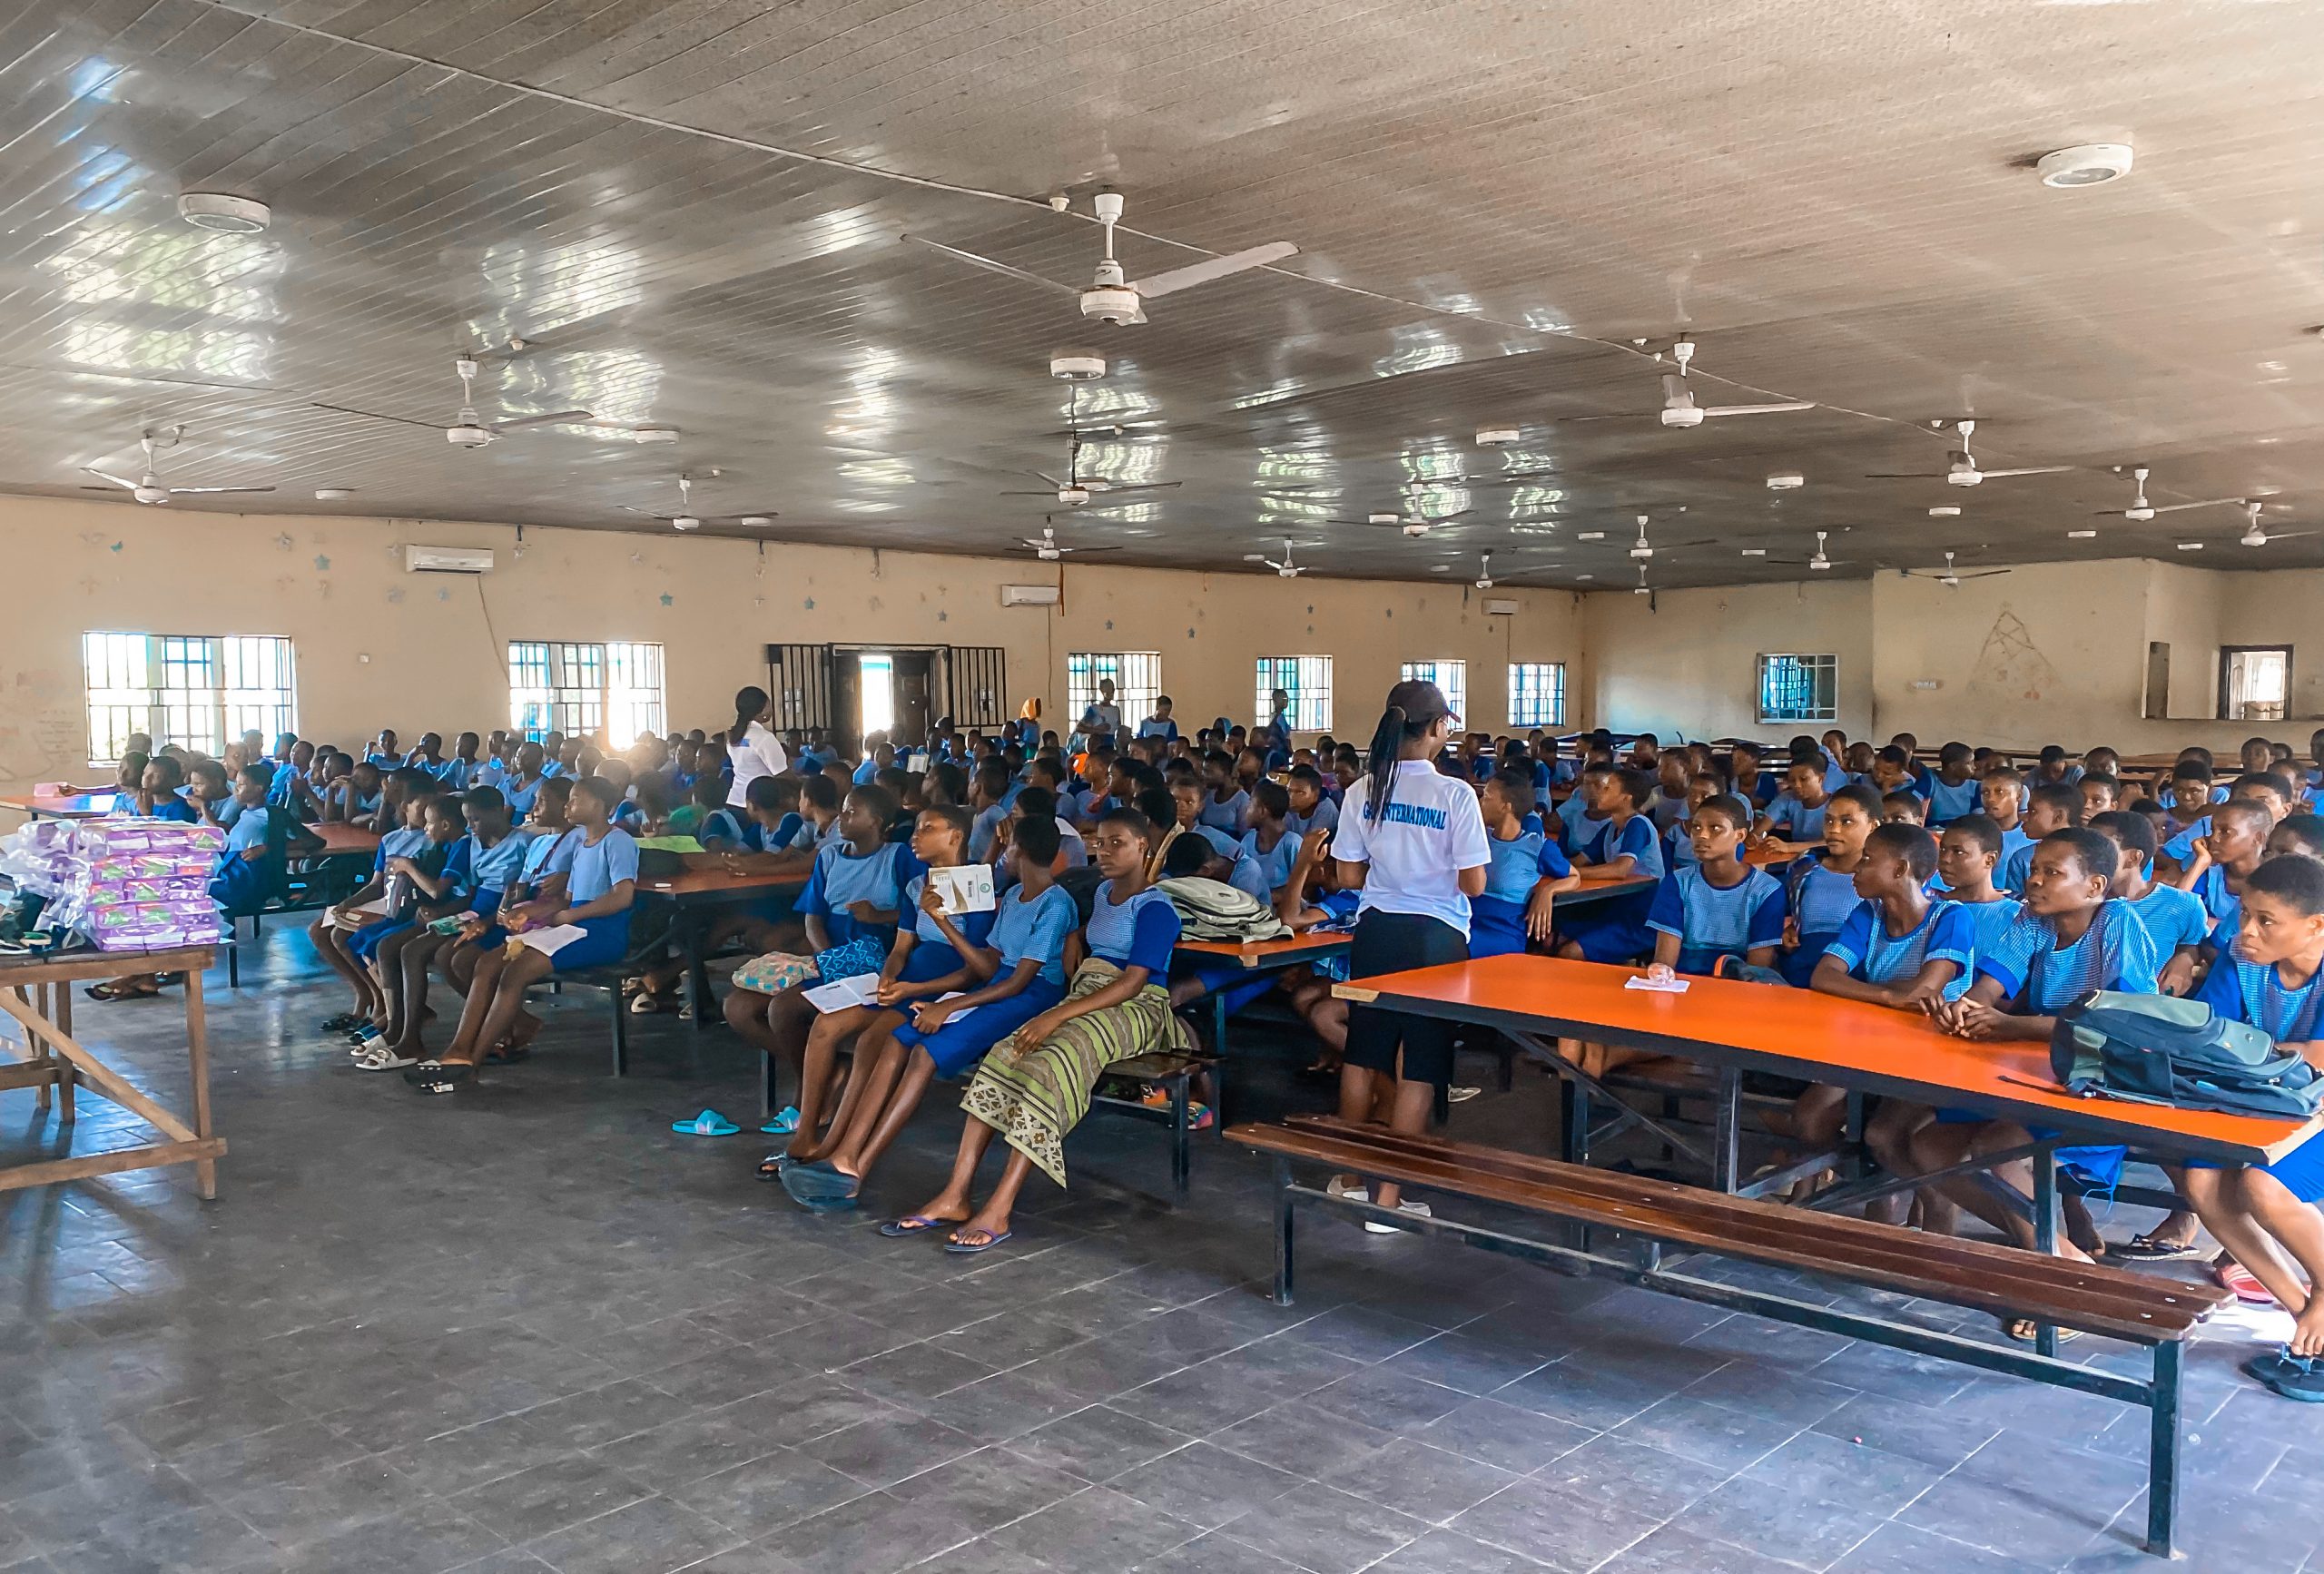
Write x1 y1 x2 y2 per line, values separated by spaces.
1364 1200 1433 1235
1446 1085 1482 1104
1325 1178 1369 1203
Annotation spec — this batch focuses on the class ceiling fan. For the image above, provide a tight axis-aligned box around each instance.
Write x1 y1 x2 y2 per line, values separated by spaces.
621 473 776 532
905 192 1297 325
1545 340 1816 429
2240 501 2316 548
1627 514 1715 560
1866 419 2068 487
1630 564 1657 606
1000 398 1184 507
1327 509 1472 538
313 357 591 448
81 427 273 506
2093 467 2253 521
1903 550 2011 587
1243 540 1312 578
1019 524 1121 561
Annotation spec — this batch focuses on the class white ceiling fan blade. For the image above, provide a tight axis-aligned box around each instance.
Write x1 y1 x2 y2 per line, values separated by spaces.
489 409 593 432
902 235 1082 297
622 506 675 518
310 401 444 431
1974 466 2073 480
2149 497 2249 515
1128 241 1298 299
80 468 139 488
1064 544 1124 554
1862 470 1953 480
1701 401 1817 418
1088 480 1182 496
2255 529 2319 543
1954 568 2014 578
169 485 276 495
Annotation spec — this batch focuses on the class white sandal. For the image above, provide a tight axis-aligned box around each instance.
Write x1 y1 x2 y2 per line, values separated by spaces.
356 1049 419 1072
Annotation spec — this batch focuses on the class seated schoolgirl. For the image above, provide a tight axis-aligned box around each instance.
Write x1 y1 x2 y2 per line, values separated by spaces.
788 816 1078 1210
1916 829 2161 1284
1236 781 1301 898
349 796 470 1065
724 784 917 1139
1777 783 1882 988
889 807 1193 1254
1471 769 1578 959
313 794 435 1038
360 787 527 1070
774 805 997 1179
1551 765 1664 966
1749 753 1835 857
409 776 638 1094
438 778 576 1056
1642 794 1787 979
1797 822 1974 1212
119 756 198 822
2177 856 2324 1396
1285 764 1340 839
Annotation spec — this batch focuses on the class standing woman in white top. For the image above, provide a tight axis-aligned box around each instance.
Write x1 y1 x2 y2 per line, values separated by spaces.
1330 680 1492 1229
725 685 790 809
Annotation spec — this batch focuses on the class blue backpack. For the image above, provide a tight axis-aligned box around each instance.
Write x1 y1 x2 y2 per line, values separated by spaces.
2050 991 2324 1120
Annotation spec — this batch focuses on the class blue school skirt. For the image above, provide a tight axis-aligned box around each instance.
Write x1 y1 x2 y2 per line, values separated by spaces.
549 912 632 973
347 914 412 963
2186 1129 2324 1204
1928 1109 2126 1192
209 860 271 920
1468 899 1529 961
894 978 1068 1079
898 942 967 987
1562 900 1652 966
1779 931 1841 989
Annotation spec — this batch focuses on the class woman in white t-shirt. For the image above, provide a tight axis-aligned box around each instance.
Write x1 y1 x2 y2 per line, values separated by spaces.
1329 680 1491 1230
725 685 790 809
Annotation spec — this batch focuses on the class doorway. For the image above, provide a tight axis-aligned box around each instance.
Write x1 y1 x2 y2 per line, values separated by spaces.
832 647 937 755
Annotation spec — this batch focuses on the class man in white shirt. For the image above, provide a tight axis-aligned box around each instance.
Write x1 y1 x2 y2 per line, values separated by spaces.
1079 679 1123 743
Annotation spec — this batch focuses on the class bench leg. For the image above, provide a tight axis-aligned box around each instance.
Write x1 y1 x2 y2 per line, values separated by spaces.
760 1050 774 1125
610 984 629 1077
1272 1155 1296 1305
1211 993 1229 1130
2146 1340 2182 1558
1497 1038 1514 1093
2031 1142 2060 1358
1170 1075 1190 1198
684 915 714 1034
227 920 240 989
1711 1068 1741 1193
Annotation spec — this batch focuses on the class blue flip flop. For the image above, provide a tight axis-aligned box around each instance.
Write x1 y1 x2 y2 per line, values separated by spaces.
673 1109 741 1137
944 1228 1013 1255
879 1215 952 1238
796 1194 860 1214
760 1106 801 1136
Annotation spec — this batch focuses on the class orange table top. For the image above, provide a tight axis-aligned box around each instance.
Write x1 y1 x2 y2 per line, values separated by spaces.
1340 953 2318 1165
638 865 810 900
1177 930 1353 967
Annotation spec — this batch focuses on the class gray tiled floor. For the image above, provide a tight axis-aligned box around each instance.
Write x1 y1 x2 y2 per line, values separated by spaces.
3 934 2319 1573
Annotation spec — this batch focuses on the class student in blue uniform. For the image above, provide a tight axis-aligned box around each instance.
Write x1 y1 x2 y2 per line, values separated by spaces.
1197 751 1249 835
1325 682 1492 1233
1751 754 1835 855
413 776 638 1095
1912 742 1973 827
1663 773 1719 869
350 795 471 1062
2177 856 2324 1394
2088 810 2209 998
1917 828 2160 1284
1552 765 1665 966
1779 784 1881 988
1725 740 1778 809
2178 798 2271 935
799 815 1083 1212
724 784 920 1136
365 787 527 1070
2000 783 2083 894
778 805 998 1183
1236 781 1302 898
895 806 1190 1254
1469 770 1578 959
1641 794 1785 978
1285 764 1340 840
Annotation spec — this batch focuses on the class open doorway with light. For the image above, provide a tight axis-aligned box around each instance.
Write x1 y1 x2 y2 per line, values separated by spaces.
832 647 937 756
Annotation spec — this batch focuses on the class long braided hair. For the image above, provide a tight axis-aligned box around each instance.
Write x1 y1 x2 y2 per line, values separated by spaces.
1363 679 1453 826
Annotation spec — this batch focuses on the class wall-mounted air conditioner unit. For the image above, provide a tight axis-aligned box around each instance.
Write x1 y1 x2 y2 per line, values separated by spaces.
1000 584 1060 607
1482 598 1520 616
402 544 496 575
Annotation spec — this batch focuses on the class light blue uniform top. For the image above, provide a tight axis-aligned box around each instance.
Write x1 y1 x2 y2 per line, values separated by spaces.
566 828 640 904
1823 900 1976 999
1975 900 2159 1011
1084 881 1181 973
990 882 1080 987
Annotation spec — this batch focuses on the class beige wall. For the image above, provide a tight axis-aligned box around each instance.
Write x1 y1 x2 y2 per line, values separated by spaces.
0 495 1584 793
1581 579 1876 742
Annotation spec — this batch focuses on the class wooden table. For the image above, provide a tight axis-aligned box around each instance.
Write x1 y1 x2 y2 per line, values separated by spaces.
635 864 810 1027
0 946 224 1198
0 793 109 820
1337 954 2318 1359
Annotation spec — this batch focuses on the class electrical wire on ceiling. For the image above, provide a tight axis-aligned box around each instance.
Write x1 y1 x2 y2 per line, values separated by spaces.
185 0 1938 448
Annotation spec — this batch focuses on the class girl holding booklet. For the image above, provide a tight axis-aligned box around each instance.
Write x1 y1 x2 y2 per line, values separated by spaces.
769 806 999 1175
408 776 638 1095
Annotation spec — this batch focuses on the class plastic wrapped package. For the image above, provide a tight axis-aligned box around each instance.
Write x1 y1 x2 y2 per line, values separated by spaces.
85 900 221 950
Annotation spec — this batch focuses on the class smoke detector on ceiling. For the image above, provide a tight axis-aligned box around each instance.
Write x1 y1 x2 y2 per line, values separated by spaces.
2036 143 2133 188
1049 353 1106 380
1474 428 1521 447
1928 506 1962 517
313 487 353 500
1765 473 1804 490
177 192 271 232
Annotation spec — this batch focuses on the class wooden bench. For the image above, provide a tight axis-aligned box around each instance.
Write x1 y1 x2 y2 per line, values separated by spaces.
1231 1116 2228 1559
